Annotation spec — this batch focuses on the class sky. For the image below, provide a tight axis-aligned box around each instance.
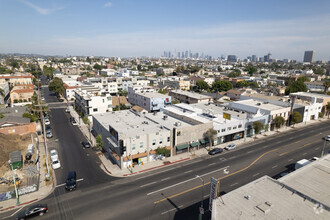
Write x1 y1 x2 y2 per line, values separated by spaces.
0 0 330 61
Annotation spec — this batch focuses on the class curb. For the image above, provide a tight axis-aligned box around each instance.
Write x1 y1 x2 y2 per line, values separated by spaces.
0 199 38 212
123 158 190 176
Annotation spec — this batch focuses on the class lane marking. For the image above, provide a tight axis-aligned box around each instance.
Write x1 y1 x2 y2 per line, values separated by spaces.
56 178 84 188
8 207 23 217
140 182 157 188
272 165 278 169
153 132 328 204
161 205 183 215
230 182 238 187
136 167 176 180
279 139 320 156
302 153 307 156
147 166 229 196
315 147 319 150
153 149 276 204
161 177 170 181
247 151 253 154
253 173 260 177
288 159 293 162
184 170 193 174
208 163 216 166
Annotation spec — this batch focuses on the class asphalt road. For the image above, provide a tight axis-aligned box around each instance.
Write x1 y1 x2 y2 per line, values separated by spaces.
1 77 329 220
14 119 327 220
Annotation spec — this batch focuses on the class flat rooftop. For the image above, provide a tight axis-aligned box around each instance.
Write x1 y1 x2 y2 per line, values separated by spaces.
138 92 170 99
230 99 288 112
212 155 330 220
170 90 211 100
291 92 330 99
93 110 190 139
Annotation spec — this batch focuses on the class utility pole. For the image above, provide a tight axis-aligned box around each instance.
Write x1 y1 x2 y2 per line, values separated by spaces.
37 77 50 179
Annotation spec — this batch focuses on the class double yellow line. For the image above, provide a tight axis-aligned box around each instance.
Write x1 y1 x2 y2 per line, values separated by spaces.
154 133 323 204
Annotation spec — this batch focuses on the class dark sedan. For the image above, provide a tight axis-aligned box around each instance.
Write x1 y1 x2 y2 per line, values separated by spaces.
208 148 223 155
81 141 91 148
16 204 48 219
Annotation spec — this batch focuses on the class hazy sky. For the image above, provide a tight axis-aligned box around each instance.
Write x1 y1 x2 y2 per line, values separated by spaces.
1 0 330 61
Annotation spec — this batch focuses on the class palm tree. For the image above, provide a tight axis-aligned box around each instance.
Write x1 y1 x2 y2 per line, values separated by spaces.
326 102 330 119
324 81 330 95
0 88 4 97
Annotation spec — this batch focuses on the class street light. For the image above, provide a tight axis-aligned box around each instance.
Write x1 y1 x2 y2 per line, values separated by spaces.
196 175 204 220
8 160 19 205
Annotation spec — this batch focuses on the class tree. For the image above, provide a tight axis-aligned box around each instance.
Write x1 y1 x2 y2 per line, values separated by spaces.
155 147 170 157
312 66 325 75
292 111 302 125
48 77 65 96
93 64 103 72
118 89 128 97
245 65 258 76
204 128 217 149
217 66 223 72
274 116 285 131
196 80 209 91
253 121 264 138
323 80 330 95
212 80 233 92
228 71 241 78
326 102 330 119
43 66 55 79
297 76 310 82
96 134 103 151
285 81 307 95
158 89 167 94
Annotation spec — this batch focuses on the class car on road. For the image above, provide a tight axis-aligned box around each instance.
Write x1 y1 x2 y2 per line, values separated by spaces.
46 130 53 138
41 96 45 101
225 143 237 151
16 204 48 219
324 135 330 141
81 141 91 148
65 107 70 113
70 117 77 126
208 148 223 155
44 118 50 125
65 171 77 191
51 159 61 169
50 149 58 161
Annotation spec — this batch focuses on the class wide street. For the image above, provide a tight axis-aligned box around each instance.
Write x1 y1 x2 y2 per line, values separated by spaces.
1 77 329 220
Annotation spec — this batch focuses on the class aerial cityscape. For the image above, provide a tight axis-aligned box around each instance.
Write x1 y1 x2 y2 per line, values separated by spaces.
0 0 329 220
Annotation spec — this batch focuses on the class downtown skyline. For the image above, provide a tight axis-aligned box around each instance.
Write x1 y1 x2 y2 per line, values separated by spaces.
0 0 330 61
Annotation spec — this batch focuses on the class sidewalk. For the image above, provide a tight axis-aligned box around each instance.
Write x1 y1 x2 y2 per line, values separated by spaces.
0 133 55 214
96 117 329 177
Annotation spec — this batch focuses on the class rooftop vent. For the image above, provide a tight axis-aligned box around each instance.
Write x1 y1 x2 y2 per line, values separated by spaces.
256 103 261 106
163 115 168 120
244 195 251 200
263 101 269 104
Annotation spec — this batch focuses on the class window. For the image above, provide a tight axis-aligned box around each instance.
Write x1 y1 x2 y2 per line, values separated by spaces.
305 109 308 112
238 124 242 128
140 142 143 148
107 97 111 101
167 137 170 142
108 104 112 108
227 127 231 131
159 138 163 144
152 139 156 145
233 126 237 130
221 129 226 132
218 130 220 133
132 144 136 150
93 108 98 112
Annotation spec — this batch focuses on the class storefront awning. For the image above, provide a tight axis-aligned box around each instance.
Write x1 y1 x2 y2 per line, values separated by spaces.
190 142 200 147
200 138 209 144
176 143 189 151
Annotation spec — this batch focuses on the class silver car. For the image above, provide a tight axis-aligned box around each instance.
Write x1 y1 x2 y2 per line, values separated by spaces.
225 143 236 151
46 130 53 138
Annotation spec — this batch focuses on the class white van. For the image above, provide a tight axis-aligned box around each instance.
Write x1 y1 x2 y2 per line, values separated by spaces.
294 159 311 170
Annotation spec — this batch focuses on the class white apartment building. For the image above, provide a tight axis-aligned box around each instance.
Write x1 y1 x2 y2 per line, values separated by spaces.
74 86 112 119
128 86 171 112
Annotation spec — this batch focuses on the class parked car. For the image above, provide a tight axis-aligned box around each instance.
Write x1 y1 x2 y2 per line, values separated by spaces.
65 171 77 191
70 117 77 126
324 135 330 141
51 159 61 169
50 149 58 161
46 130 53 138
225 144 237 151
65 107 70 113
208 148 223 155
41 96 45 101
81 141 91 148
16 204 48 219
44 118 50 125
58 98 64 102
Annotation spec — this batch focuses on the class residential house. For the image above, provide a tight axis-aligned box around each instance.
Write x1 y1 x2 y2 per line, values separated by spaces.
10 84 34 105
0 73 33 86
169 90 212 104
